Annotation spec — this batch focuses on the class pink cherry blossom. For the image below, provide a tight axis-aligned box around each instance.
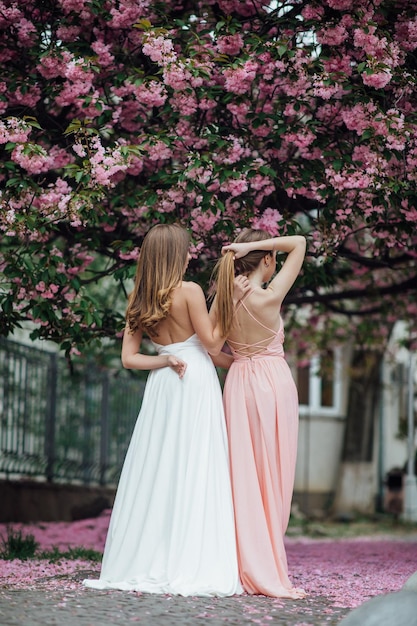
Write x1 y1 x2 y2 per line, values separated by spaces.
216 33 244 56
251 208 282 235
223 61 258 95
191 208 220 236
91 40 115 68
15 18 37 46
301 5 325 20
362 70 392 89
220 177 249 197
8 84 41 108
56 25 82 41
142 35 175 65
146 140 173 162
12 145 54 175
317 24 348 47
0 117 32 143
395 16 417 52
326 0 353 8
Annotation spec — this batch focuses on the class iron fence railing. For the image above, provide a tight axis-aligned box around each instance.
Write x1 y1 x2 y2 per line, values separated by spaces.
0 338 144 486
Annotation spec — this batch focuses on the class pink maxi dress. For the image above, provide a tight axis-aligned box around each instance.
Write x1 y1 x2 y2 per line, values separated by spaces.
223 300 300 597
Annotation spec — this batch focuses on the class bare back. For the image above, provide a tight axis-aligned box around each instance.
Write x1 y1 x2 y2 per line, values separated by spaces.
227 288 282 356
145 280 224 357
149 282 196 345
122 278 225 370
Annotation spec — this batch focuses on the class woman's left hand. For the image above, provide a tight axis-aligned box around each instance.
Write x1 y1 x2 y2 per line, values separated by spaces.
167 355 187 379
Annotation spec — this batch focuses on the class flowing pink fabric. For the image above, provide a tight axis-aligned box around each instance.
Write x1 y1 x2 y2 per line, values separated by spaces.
223 312 299 597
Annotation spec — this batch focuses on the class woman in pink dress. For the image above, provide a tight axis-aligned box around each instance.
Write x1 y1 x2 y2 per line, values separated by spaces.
211 228 306 598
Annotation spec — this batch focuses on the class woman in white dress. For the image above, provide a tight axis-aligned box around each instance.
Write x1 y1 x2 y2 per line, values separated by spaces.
84 223 243 596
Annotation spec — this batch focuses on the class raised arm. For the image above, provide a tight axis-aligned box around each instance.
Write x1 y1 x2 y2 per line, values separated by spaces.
121 325 187 378
222 235 306 260
222 235 306 303
268 236 306 301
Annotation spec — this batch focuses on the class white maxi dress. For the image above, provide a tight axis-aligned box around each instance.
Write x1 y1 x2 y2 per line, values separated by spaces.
83 334 242 596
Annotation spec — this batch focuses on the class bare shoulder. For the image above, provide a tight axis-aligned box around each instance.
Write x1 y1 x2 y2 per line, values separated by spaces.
172 281 205 311
248 284 283 311
180 281 204 297
253 284 280 302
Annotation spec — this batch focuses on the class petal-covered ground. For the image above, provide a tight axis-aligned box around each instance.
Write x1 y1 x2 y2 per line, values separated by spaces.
1 510 416 610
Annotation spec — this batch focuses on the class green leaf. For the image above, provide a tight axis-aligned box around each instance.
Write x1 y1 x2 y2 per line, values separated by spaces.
22 116 42 130
332 159 343 172
133 18 152 30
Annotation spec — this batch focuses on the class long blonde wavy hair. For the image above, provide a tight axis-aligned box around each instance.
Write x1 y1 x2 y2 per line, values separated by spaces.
212 228 273 337
126 223 190 336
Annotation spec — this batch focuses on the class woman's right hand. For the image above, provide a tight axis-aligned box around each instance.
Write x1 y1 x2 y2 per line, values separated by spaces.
221 242 252 259
233 275 251 302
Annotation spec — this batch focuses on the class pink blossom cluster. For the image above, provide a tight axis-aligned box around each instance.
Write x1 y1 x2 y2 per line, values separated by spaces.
88 137 130 187
109 0 153 30
37 50 74 80
317 23 349 47
142 35 176 65
326 0 353 9
220 176 249 197
91 40 115 68
55 59 100 115
221 136 250 165
362 69 392 89
216 33 244 56
116 79 167 109
223 61 258 95
191 208 220 236
0 117 32 144
251 208 283 235
395 16 417 52
31 178 74 221
11 145 53 175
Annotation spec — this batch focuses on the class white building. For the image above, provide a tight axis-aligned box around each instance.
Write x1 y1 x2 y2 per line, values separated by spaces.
292 321 416 518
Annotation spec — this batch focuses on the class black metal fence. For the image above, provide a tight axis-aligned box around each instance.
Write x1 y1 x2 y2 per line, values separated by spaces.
0 338 144 486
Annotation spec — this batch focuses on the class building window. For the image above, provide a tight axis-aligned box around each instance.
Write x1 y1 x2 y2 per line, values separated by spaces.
297 349 342 416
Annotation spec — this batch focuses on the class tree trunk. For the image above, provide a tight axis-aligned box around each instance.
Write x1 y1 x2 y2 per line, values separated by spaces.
343 350 382 462
333 349 383 516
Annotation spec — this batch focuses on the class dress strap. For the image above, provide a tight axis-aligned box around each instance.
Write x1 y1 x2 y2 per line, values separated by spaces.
230 293 283 357
235 296 281 335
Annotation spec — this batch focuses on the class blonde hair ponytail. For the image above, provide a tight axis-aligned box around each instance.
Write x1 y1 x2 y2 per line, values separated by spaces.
212 228 272 338
212 251 236 337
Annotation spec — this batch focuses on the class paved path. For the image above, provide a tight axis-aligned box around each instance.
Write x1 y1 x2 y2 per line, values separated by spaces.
0 569 349 626
0 590 349 626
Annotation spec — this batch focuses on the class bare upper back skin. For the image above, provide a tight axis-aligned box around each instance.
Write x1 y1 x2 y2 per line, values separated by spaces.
227 288 282 351
149 282 196 345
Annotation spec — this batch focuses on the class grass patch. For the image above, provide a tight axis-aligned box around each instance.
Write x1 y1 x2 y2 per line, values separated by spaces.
287 513 417 539
0 528 102 562
39 546 102 563
0 528 39 560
